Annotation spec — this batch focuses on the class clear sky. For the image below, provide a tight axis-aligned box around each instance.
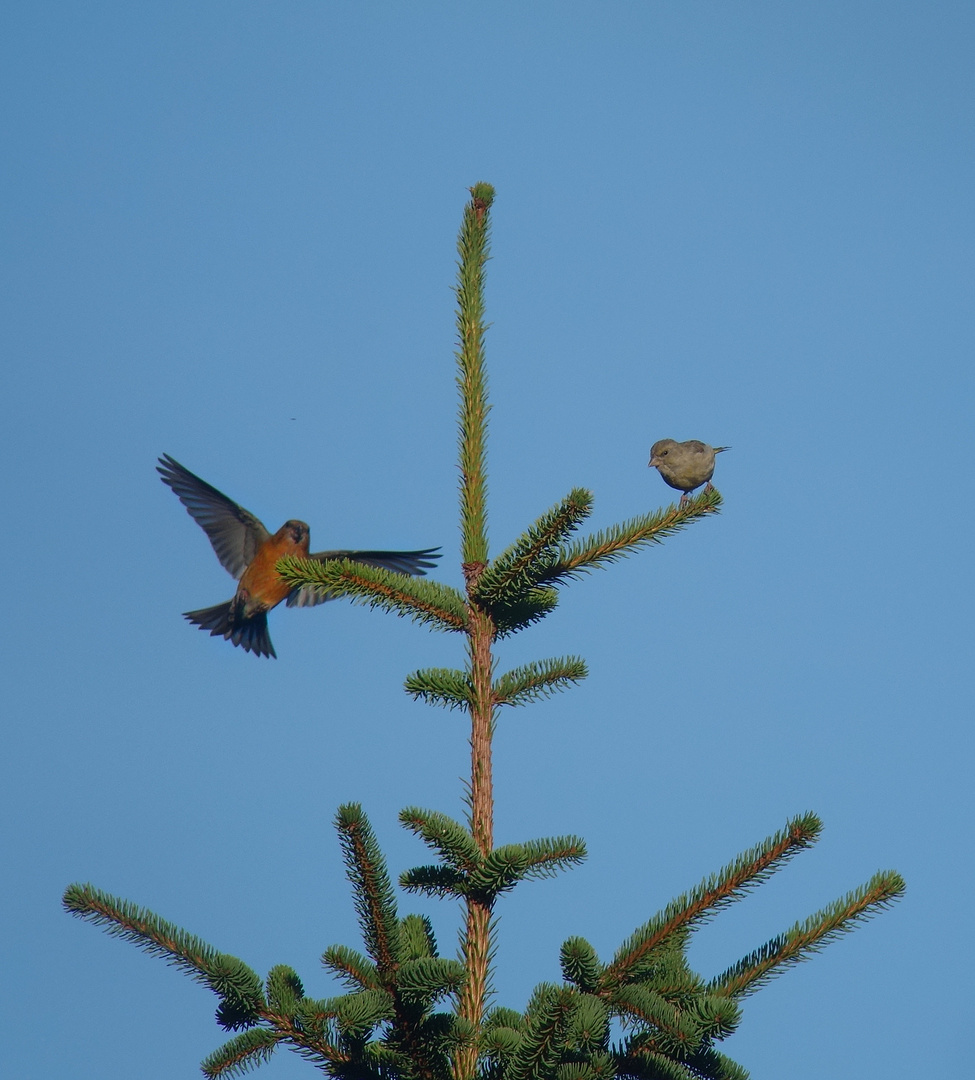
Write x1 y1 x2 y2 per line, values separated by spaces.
2 3 971 1077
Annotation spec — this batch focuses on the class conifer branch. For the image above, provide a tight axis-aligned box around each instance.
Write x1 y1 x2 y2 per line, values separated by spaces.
484 1006 528 1034
683 996 741 1043
62 884 265 1024
465 848 533 899
490 587 560 638
335 805 401 976
404 668 474 710
482 1023 524 1064
680 1047 750 1080
266 965 305 1011
611 986 697 1047
396 957 467 1005
201 1029 281 1079
539 490 722 585
321 945 381 991
560 937 604 994
407 836 587 904
455 182 494 566
333 989 396 1035
618 1048 699 1080
510 836 588 880
400 808 482 872
614 936 699 996
273 1011 353 1074
291 998 339 1039
278 557 468 632
492 657 589 706
566 994 611 1053
708 870 906 999
586 1056 619 1080
399 865 469 898
474 489 594 604
63 882 218 972
452 184 498 1080
400 913 440 960
509 984 578 1080
387 1014 470 1080
604 814 821 987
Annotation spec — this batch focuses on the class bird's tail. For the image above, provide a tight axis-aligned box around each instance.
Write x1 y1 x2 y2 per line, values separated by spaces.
183 602 277 659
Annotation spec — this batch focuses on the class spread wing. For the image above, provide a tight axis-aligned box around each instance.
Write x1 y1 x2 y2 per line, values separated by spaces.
287 547 442 607
157 454 270 580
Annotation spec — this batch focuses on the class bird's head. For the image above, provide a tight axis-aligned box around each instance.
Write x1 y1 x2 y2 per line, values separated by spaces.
648 438 678 469
282 520 310 547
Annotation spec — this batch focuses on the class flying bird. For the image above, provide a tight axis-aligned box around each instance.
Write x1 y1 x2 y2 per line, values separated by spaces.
648 439 729 504
157 454 441 658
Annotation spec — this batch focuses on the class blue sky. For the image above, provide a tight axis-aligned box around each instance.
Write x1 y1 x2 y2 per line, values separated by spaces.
2 3 971 1077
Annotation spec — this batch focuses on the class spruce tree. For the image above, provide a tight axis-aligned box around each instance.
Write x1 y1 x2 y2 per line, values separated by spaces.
64 183 904 1080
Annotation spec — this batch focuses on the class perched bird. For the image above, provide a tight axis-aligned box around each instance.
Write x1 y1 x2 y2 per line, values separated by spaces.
157 454 441 658
648 439 729 503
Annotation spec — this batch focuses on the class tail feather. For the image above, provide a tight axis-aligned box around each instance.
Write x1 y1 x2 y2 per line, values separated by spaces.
183 601 277 659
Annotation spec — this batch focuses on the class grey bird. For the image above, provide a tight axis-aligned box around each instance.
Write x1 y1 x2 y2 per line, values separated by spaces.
648 439 729 503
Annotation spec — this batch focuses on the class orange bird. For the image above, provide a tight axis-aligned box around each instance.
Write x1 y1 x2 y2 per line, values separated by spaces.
157 454 441 659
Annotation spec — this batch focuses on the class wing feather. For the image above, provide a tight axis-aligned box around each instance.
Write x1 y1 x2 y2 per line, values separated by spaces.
157 454 270 580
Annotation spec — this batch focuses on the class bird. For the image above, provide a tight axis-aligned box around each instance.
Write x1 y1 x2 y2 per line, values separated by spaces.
648 439 729 504
157 454 441 658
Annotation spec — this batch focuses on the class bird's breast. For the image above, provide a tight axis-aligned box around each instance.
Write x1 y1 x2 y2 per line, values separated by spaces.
236 535 309 612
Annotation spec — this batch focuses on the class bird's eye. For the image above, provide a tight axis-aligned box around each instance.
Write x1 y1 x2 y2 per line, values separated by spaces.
660 449 669 456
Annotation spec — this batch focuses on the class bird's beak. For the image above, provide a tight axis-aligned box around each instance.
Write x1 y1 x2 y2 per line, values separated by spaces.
648 458 660 468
